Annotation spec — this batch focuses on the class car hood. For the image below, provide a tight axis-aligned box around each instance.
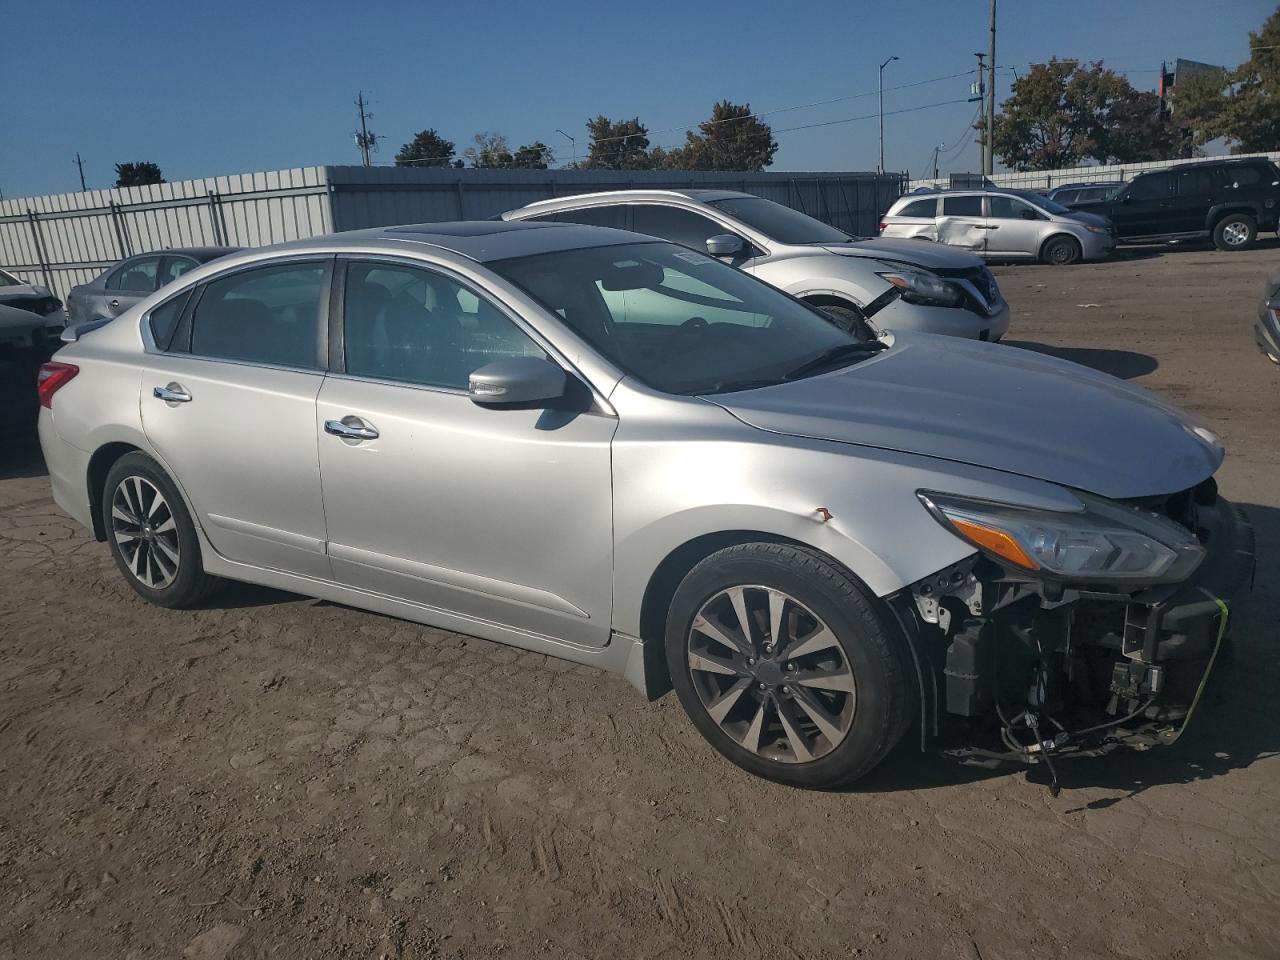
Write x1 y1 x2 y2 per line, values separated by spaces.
0 282 54 300
705 334 1223 500
1065 211 1111 229
819 238 986 270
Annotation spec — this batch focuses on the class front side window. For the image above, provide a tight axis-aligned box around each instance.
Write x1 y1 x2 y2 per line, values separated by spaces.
898 198 938 218
490 242 862 395
631 205 726 251
343 261 546 390
942 196 983 217
1127 173 1172 201
545 206 628 230
989 196 1040 220
706 196 850 244
189 262 326 368
107 257 161 292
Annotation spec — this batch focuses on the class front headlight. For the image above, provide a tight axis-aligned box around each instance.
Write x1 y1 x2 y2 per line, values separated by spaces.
918 491 1206 584
877 270 963 308
1083 223 1108 234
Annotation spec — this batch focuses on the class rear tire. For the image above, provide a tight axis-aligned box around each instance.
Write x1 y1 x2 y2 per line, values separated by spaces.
1213 214 1257 251
665 542 910 789
102 452 221 608
813 304 877 341
1040 235 1082 265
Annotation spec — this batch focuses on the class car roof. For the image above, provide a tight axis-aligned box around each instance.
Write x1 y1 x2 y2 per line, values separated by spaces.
268 220 653 263
506 188 753 217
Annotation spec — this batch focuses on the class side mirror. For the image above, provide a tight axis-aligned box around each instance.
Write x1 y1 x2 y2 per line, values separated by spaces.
468 356 567 407
705 234 746 258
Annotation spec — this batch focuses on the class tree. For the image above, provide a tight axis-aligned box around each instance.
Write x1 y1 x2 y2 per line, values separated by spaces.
665 101 778 171
583 116 652 170
114 162 164 187
1184 8 1280 152
464 132 514 168
511 142 554 169
989 59 1192 170
394 129 456 167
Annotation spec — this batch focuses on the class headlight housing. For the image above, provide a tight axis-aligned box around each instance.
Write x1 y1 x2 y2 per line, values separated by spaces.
1083 223 1108 234
877 270 963 308
918 490 1206 584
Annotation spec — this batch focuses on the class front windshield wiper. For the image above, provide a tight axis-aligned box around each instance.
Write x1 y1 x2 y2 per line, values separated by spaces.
783 341 887 380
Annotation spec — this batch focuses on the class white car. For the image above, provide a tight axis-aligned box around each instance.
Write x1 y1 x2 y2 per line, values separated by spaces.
0 269 64 329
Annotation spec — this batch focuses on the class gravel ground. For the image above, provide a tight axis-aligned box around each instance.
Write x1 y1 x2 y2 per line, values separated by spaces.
1 244 1278 960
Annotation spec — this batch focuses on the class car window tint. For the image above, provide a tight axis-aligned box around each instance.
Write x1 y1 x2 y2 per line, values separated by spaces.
1053 190 1078 204
190 263 326 368
631 205 723 251
898 198 938 218
989 196 1038 219
106 257 161 292
160 257 198 287
942 196 983 217
1128 173 1171 200
551 206 628 229
1225 165 1264 188
148 290 192 351
593 256 771 329
343 261 546 390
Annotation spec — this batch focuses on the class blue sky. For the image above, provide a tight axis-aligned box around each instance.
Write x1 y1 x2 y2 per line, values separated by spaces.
1 0 1273 198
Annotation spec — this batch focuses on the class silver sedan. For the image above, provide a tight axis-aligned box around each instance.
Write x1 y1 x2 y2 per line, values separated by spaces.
40 221 1246 788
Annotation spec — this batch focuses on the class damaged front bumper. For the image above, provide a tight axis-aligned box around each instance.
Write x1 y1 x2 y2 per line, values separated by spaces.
890 489 1256 774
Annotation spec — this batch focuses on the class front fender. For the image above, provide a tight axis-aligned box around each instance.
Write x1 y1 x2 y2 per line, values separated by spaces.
754 256 893 310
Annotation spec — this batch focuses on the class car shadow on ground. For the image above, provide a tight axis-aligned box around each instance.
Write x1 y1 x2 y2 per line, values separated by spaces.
849 500 1277 801
1003 340 1160 379
0 434 47 479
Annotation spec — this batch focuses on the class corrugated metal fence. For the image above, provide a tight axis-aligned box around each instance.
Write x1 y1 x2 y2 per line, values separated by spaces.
907 150 1280 193
1 166 904 304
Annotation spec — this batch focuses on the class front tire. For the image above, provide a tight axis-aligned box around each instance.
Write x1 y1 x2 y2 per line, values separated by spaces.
665 542 910 789
1040 235 1082 265
1213 214 1257 251
102 452 221 608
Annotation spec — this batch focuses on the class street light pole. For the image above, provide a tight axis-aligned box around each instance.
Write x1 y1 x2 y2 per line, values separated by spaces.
555 129 577 169
878 55 899 174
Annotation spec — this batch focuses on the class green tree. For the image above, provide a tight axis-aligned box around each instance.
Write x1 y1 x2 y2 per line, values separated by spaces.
1219 8 1280 151
511 142 554 169
583 116 652 170
665 101 778 171
989 59 1193 170
114 162 164 187
464 132 514 168
394 129 456 167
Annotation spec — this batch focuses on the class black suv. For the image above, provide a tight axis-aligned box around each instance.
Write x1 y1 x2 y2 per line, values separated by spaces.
1074 158 1280 250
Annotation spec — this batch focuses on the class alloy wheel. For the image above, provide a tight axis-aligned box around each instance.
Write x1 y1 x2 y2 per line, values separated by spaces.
111 476 181 589
1222 221 1251 246
686 585 856 763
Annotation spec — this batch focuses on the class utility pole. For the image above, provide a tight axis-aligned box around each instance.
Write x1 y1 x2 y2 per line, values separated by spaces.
878 55 899 174
555 129 577 169
353 92 381 167
986 0 997 176
933 143 942 180
74 153 87 191
973 53 987 173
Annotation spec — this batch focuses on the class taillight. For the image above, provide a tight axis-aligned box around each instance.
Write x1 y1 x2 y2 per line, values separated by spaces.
878 221 887 231
36 361 78 409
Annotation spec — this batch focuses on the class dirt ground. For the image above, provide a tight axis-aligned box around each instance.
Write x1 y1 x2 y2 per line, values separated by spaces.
1 244 1278 960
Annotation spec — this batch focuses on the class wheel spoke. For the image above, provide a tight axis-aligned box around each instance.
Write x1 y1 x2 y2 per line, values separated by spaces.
688 648 742 678
783 624 840 660
705 677 751 725
154 516 176 534
775 698 814 762
692 612 752 658
793 664 856 694
767 589 787 650
741 698 768 754
130 539 147 580
727 587 754 652
112 501 139 525
146 487 166 519
153 534 180 568
790 685 846 745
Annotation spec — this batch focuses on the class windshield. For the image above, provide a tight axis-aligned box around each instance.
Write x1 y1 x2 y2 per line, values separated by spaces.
0 270 21 287
1020 192 1071 215
707 197 852 244
489 241 862 395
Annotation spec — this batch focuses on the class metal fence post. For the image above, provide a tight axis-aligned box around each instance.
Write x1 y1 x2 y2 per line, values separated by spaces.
108 201 132 258
455 180 466 219
25 210 54 292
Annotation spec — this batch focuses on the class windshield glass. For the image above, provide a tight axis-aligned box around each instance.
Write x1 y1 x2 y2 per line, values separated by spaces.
1019 192 1071 215
707 197 852 244
489 242 861 395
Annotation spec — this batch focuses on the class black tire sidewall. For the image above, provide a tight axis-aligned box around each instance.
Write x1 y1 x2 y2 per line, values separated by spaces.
1214 215 1256 251
665 544 907 789
1043 236 1081 265
101 452 211 608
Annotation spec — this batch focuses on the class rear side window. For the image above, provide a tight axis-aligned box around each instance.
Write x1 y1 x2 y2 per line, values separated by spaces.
159 256 198 287
148 290 192 351
1052 189 1079 204
1128 173 1172 200
106 257 161 292
1224 164 1269 188
897 198 938 218
190 263 326 369
631 205 724 251
942 196 983 217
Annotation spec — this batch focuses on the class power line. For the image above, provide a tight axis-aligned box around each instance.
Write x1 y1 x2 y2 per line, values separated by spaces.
771 97 973 135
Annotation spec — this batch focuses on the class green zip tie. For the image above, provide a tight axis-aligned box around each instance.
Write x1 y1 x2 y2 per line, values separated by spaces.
1159 594 1230 745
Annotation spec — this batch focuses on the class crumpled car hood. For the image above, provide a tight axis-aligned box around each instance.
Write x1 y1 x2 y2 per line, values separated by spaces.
706 334 1223 500
820 237 986 270
0 282 53 300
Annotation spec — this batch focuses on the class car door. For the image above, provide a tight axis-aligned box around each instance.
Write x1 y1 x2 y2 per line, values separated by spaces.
1112 172 1173 237
316 257 617 648
1169 166 1223 234
936 195 988 254
138 258 333 580
101 255 163 318
984 195 1046 258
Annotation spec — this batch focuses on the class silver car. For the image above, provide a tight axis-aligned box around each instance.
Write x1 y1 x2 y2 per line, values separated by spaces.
65 246 240 325
0 268 64 329
503 190 1010 341
881 189 1116 265
40 221 1249 790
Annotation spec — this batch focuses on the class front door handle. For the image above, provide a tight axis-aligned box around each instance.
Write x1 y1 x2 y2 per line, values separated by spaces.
109 298 120 308
153 383 192 403
325 417 379 441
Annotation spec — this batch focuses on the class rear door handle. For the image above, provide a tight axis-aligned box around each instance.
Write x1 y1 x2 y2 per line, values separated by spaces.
325 417 379 441
153 383 192 403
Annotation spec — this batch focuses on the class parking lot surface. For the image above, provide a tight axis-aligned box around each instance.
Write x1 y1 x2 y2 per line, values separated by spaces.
2 245 1278 960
